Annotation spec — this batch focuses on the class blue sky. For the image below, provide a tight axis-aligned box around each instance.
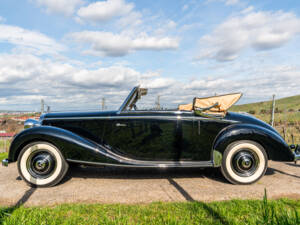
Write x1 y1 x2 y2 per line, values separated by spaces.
0 0 300 111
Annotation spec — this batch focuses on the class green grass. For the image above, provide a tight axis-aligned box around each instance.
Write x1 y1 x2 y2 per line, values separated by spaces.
0 152 7 161
0 196 299 225
231 94 300 113
231 95 300 144
0 140 10 153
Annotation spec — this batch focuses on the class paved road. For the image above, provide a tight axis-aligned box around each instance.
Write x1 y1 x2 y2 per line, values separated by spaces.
0 161 299 207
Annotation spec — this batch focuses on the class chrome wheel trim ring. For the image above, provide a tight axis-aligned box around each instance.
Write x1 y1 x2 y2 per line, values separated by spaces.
231 149 259 177
26 150 57 179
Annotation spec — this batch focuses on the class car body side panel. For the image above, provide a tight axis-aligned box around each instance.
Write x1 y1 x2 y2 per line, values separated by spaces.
8 126 111 164
213 123 294 161
180 119 232 161
102 118 178 161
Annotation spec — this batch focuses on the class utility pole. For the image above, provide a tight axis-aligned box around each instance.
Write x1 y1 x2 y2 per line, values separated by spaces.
102 98 105 111
47 106 50 113
155 95 161 110
271 94 275 127
41 99 44 114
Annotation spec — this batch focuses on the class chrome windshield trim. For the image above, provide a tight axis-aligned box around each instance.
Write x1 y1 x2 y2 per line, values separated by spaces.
118 86 139 113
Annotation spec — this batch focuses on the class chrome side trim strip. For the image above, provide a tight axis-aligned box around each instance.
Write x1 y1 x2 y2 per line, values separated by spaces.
119 110 194 115
67 159 214 168
43 115 238 123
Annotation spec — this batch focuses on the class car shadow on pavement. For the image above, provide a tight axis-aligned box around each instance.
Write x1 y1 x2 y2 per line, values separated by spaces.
285 162 300 168
266 167 300 179
60 166 229 185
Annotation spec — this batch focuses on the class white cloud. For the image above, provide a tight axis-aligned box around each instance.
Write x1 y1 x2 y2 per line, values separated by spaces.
77 0 133 23
34 0 84 16
69 31 179 57
196 9 300 62
0 16 5 23
1 52 300 110
0 24 65 55
117 11 142 27
205 0 239 6
0 53 177 110
225 0 239 5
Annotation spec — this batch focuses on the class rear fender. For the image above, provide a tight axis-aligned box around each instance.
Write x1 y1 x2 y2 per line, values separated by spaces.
212 123 294 165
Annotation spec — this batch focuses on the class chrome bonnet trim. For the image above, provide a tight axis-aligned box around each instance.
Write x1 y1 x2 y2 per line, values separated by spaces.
2 159 8 167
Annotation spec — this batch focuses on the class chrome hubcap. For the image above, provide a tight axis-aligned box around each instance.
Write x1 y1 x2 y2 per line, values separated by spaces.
232 150 259 177
27 150 56 179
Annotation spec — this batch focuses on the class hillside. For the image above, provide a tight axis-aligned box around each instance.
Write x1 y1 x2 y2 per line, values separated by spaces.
230 94 300 144
231 95 300 114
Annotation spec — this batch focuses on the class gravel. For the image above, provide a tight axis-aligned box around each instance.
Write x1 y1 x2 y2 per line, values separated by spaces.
0 161 299 207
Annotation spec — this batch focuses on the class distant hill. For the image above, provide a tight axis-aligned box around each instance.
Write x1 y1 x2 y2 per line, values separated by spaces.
231 95 300 113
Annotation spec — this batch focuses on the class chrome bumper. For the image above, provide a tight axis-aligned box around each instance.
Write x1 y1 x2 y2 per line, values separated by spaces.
290 145 300 164
2 159 8 167
295 152 300 161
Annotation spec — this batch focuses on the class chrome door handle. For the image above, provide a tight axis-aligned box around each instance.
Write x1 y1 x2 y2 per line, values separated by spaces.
116 123 127 127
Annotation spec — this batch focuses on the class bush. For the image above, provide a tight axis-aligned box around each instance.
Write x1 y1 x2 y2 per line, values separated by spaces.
260 109 267 114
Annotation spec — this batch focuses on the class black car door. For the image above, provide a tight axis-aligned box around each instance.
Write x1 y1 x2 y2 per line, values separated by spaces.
103 114 178 161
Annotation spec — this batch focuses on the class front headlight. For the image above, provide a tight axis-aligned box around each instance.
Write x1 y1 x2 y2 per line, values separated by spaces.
24 119 40 129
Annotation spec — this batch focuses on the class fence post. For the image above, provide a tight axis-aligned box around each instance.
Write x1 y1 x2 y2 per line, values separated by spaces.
271 94 275 127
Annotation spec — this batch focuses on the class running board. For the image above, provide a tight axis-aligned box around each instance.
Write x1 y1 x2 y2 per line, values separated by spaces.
67 159 214 168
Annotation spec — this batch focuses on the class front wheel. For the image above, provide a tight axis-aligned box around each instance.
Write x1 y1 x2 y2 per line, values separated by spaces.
17 142 69 187
221 140 268 185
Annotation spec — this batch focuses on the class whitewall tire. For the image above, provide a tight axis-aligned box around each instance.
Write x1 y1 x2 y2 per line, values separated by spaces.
221 140 268 185
17 142 69 187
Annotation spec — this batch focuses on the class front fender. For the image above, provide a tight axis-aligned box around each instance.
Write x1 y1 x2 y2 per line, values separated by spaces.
213 123 294 162
8 126 114 164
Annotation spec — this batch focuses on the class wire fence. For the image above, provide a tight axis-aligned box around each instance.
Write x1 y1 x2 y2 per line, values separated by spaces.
245 108 300 145
274 110 300 145
0 137 11 153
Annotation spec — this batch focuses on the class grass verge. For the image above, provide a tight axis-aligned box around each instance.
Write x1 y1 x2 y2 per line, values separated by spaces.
0 152 7 161
0 195 299 225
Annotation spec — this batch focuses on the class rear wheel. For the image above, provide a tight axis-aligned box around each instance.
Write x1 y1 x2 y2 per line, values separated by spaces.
221 140 268 184
17 142 68 187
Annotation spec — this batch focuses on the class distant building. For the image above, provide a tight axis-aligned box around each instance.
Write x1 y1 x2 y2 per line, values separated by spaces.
0 132 15 139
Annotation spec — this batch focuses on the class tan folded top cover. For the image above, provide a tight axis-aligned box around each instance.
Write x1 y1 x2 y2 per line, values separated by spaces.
178 93 242 115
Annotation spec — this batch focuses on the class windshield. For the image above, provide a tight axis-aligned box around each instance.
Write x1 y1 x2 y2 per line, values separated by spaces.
119 86 148 111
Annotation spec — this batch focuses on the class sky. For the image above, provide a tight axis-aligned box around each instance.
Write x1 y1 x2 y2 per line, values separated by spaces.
0 0 300 111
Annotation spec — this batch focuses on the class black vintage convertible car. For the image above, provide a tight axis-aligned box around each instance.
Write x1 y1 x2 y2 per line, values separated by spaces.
2 86 300 187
